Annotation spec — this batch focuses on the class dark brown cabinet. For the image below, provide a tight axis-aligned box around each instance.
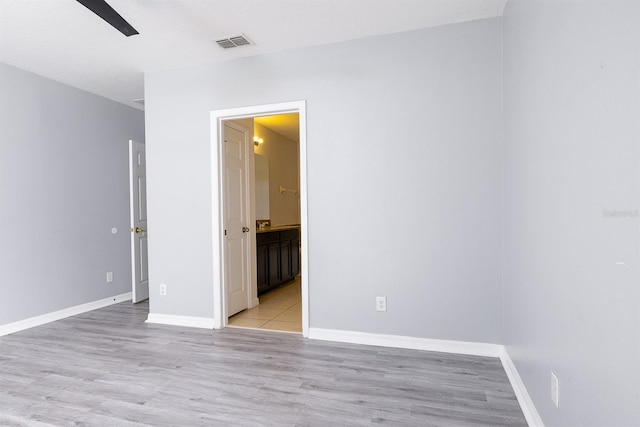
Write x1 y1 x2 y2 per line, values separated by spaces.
268 242 280 286
256 228 300 296
256 243 268 293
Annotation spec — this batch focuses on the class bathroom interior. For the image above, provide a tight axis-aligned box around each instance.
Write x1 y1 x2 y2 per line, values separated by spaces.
227 113 302 333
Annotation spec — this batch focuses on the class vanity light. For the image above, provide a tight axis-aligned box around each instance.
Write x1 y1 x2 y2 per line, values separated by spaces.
253 136 264 146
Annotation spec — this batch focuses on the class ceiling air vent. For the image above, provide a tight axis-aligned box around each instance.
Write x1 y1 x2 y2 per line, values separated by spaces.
216 34 252 49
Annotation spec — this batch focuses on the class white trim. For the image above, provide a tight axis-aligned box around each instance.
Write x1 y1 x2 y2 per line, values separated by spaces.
129 140 136 299
0 292 132 337
297 102 309 337
501 348 545 427
145 313 215 329
309 328 543 426
308 327 503 357
211 107 225 329
210 101 309 337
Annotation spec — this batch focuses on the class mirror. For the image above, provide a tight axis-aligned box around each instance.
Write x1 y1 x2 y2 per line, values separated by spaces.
255 154 270 220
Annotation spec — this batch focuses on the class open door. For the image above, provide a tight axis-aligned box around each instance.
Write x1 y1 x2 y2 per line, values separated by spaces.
129 140 149 303
222 123 252 316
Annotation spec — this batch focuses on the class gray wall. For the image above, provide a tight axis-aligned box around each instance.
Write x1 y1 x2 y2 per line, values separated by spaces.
503 1 640 425
0 63 145 325
145 18 503 343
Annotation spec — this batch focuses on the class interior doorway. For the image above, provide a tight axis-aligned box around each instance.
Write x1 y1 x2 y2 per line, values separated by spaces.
228 114 302 332
210 101 309 337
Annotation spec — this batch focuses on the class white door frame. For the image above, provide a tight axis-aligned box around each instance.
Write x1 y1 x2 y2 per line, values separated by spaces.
210 101 309 337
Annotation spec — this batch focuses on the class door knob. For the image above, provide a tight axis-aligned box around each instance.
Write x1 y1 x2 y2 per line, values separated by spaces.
242 226 250 233
130 227 146 233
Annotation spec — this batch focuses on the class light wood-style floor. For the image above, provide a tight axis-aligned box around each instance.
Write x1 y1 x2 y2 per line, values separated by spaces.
0 301 527 426
228 277 302 333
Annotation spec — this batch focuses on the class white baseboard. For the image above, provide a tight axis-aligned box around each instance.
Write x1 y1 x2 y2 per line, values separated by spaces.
307 327 503 357
501 349 545 427
146 313 215 329
0 292 132 337
308 327 541 426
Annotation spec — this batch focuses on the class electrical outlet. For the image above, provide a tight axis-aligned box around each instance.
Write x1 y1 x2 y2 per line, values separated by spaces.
106 272 113 283
551 371 559 408
159 284 167 296
376 296 387 312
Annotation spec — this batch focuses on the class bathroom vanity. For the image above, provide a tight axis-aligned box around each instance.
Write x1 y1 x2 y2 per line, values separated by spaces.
256 225 300 296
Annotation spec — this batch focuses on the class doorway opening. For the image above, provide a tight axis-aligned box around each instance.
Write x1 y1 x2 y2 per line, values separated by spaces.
227 114 301 333
210 101 309 337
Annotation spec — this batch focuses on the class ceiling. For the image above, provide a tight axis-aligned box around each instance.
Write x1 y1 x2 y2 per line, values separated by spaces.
0 0 506 110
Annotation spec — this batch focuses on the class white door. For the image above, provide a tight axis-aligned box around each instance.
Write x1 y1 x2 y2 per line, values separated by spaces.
129 140 149 303
223 123 251 317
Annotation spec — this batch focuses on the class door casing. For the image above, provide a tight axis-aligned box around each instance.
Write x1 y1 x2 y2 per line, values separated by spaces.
210 101 309 336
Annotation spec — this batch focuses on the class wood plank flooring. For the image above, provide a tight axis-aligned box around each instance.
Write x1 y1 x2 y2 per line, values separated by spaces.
0 301 526 426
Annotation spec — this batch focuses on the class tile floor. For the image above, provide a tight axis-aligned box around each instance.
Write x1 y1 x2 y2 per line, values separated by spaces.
227 276 301 333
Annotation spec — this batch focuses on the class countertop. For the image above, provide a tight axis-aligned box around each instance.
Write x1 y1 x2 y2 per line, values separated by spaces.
256 224 300 234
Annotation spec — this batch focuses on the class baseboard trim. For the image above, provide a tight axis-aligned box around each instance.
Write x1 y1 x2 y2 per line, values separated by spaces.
500 348 545 427
309 328 541 425
307 327 503 357
0 292 132 337
145 313 215 329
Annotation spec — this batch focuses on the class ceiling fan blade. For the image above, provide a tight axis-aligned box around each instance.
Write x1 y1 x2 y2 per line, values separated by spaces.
76 0 139 37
